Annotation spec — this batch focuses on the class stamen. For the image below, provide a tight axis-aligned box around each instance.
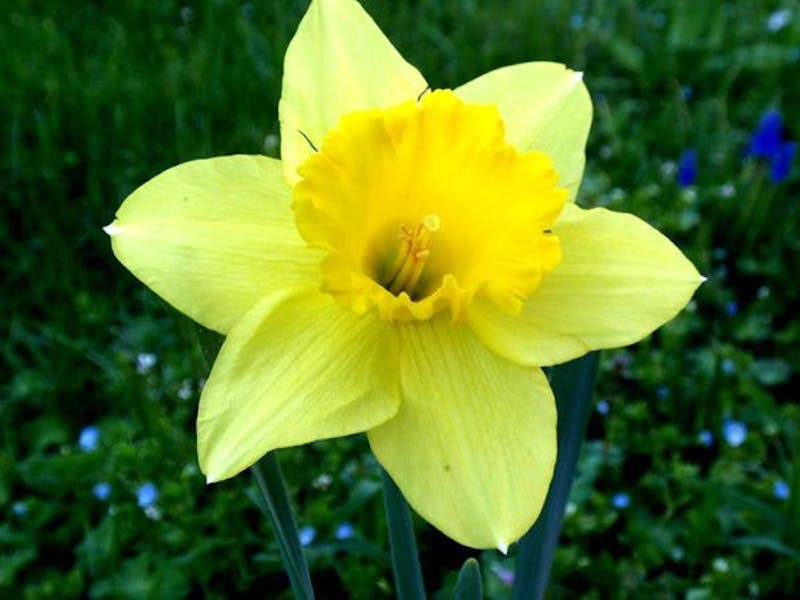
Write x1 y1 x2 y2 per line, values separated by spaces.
383 214 440 297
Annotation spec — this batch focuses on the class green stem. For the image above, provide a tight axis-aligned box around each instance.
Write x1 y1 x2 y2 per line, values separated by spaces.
381 468 426 600
252 455 316 600
512 352 600 600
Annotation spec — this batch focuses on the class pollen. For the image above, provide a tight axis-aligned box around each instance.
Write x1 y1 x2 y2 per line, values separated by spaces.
292 89 567 322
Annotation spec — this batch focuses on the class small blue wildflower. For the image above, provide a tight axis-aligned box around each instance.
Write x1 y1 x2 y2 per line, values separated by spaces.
491 564 515 587
721 358 736 375
335 522 355 540
12 501 27 517
298 525 316 547
93 482 112 501
722 420 747 447
569 14 584 30
773 480 790 500
749 110 783 159
770 140 795 183
596 399 610 415
611 492 630 510
136 482 158 508
136 352 157 374
656 385 670 400
725 301 739 316
79 426 100 452
697 429 714 447
767 8 793 32
677 149 698 187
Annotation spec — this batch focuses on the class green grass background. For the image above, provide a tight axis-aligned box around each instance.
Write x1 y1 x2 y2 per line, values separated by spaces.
2 0 799 597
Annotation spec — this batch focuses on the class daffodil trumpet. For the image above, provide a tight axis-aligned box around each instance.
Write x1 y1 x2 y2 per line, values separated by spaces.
105 0 703 552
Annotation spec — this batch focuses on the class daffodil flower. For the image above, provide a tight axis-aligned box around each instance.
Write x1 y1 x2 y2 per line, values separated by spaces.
105 0 702 550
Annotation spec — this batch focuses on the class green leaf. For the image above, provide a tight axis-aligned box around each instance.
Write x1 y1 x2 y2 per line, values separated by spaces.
195 325 315 600
512 352 600 600
730 536 800 561
381 468 426 600
453 558 483 600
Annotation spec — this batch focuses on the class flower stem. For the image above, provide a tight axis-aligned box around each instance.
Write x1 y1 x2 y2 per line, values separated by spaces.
381 468 427 600
512 352 600 600
252 455 316 600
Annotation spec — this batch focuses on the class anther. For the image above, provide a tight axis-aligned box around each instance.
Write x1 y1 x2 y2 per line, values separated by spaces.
383 214 440 297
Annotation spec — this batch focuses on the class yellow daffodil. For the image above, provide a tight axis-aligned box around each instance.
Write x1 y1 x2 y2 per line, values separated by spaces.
105 0 703 550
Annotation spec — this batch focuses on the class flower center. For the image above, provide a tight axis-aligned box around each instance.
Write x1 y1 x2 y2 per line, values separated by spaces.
292 90 567 322
382 214 440 298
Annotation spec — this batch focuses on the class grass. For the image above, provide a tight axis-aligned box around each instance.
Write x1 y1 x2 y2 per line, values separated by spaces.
2 0 799 597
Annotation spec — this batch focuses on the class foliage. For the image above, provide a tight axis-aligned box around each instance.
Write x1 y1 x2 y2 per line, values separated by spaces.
2 0 798 597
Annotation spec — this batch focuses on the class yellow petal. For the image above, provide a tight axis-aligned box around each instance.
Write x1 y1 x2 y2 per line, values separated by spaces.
456 62 592 202
105 155 321 334
368 319 556 550
279 0 427 184
468 203 705 367
199 288 400 482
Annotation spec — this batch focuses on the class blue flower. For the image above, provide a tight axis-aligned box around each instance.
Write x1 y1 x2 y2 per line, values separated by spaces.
136 482 158 508
677 149 698 187
596 399 610 415
12 501 27 517
746 110 795 183
697 429 714 447
721 358 736 375
724 301 738 316
136 352 158 374
767 8 793 33
611 492 630 510
491 564 515 587
773 480 790 500
298 525 316 547
335 522 355 540
78 426 100 452
722 420 747 447
93 482 112 501
656 385 670 400
770 140 795 183
749 110 783 159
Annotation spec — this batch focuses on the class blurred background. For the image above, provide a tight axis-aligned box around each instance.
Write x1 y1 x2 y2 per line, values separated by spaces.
2 0 798 597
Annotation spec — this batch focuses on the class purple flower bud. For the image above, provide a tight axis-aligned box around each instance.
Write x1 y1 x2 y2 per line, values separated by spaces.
677 149 698 187
770 141 795 183
749 110 783 159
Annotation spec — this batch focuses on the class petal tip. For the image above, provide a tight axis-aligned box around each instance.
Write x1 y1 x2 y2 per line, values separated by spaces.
572 70 584 83
103 222 121 236
496 539 509 555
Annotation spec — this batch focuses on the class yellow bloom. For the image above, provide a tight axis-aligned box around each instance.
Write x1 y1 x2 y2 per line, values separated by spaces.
105 0 703 550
